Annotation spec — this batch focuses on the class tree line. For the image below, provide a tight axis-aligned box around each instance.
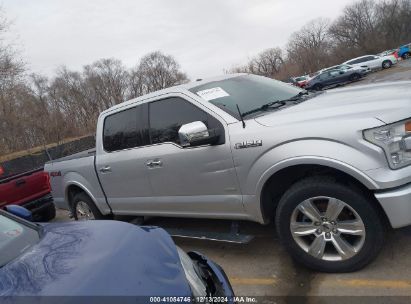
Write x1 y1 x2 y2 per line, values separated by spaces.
0 48 188 155
228 0 411 80
1 0 410 156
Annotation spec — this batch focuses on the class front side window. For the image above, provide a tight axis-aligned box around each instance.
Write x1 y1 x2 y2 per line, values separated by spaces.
0 214 39 267
318 73 328 80
189 75 302 119
149 97 222 145
103 106 149 152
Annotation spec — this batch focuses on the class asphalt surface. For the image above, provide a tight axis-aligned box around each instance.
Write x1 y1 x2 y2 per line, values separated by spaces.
53 62 411 302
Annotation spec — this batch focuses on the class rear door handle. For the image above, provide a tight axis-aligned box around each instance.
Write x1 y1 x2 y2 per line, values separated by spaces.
99 166 111 173
146 160 163 168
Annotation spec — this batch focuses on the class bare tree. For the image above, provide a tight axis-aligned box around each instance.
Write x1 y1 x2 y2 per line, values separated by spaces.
376 0 411 49
226 48 284 79
131 51 188 94
287 18 332 74
83 58 129 109
329 0 380 53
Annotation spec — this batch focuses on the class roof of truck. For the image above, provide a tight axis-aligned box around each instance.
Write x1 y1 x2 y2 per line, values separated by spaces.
101 73 246 115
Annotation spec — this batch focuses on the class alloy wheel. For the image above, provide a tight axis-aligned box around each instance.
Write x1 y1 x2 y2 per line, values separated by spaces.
75 201 95 221
290 196 366 261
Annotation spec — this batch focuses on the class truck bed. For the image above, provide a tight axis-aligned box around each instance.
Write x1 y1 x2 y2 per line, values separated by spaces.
44 148 109 213
46 148 96 164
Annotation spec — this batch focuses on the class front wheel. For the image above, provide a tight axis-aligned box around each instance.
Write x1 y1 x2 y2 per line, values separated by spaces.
312 84 323 91
403 52 410 60
275 177 384 272
382 60 392 69
349 73 361 81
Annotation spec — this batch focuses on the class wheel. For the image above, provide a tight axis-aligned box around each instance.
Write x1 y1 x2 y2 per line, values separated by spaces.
275 177 384 272
71 192 111 220
349 73 360 81
382 60 392 69
313 84 323 91
38 203 56 222
403 52 410 60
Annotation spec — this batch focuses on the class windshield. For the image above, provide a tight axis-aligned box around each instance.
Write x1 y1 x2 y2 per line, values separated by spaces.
0 214 39 267
189 75 302 119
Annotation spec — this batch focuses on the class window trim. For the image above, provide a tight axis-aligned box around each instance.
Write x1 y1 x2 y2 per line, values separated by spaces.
98 92 229 154
102 103 149 153
147 96 225 148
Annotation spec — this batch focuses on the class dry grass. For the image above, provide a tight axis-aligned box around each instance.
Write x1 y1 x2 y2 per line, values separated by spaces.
0 134 93 163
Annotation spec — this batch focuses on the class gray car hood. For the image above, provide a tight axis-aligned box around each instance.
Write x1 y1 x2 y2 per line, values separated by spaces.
255 81 411 127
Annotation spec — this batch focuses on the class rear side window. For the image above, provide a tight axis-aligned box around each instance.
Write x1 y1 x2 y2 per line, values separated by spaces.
149 97 223 145
103 106 149 152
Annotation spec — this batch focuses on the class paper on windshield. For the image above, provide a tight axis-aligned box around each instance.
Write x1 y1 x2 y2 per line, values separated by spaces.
196 87 229 101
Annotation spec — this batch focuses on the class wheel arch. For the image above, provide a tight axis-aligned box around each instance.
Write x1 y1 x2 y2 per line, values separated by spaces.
258 160 390 228
65 182 100 212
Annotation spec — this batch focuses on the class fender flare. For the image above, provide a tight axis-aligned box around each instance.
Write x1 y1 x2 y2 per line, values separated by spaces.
256 156 379 197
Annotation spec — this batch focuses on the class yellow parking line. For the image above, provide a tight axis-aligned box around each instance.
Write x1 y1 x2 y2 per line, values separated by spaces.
332 279 411 289
229 277 411 289
229 277 278 285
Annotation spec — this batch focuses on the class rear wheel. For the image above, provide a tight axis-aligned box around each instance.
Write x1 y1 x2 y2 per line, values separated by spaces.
275 177 384 272
313 84 323 91
403 52 410 60
40 202 56 222
349 73 361 81
71 192 111 220
382 60 392 69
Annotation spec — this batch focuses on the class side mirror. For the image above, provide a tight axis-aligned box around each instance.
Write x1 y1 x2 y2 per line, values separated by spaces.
4 205 33 221
178 121 219 147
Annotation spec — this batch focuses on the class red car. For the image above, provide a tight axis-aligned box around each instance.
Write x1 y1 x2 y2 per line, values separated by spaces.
0 165 55 221
293 76 310 88
378 49 400 60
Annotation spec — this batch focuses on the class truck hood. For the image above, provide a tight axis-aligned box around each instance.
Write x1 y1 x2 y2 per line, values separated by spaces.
255 81 411 127
0 221 191 296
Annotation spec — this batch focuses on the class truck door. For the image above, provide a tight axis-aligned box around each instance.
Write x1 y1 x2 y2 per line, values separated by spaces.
96 104 154 214
143 96 243 216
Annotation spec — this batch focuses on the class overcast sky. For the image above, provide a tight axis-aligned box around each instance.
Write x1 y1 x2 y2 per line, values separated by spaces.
2 0 355 79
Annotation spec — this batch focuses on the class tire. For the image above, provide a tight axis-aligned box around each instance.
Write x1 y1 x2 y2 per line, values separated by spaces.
38 203 56 222
403 52 410 60
71 192 111 220
313 84 323 91
382 60 392 69
275 177 384 273
349 73 360 81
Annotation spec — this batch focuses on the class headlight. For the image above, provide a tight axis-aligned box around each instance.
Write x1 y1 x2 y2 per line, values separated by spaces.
364 119 411 169
177 247 207 298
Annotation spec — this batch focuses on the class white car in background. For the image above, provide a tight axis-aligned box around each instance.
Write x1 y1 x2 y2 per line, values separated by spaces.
343 54 397 70
319 64 370 75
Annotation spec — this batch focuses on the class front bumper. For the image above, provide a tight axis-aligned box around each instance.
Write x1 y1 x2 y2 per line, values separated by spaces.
375 183 411 228
188 251 235 302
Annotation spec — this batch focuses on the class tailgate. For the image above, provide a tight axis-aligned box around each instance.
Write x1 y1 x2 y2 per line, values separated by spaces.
0 169 51 207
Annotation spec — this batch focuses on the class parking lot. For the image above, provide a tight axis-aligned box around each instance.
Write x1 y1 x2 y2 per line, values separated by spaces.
346 59 411 87
47 61 411 302
54 207 411 301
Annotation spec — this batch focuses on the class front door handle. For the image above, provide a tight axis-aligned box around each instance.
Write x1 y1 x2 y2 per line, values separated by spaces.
146 160 163 168
15 179 26 187
99 166 111 173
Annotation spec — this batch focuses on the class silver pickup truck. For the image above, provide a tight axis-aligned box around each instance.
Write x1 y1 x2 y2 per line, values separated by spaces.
45 74 411 272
